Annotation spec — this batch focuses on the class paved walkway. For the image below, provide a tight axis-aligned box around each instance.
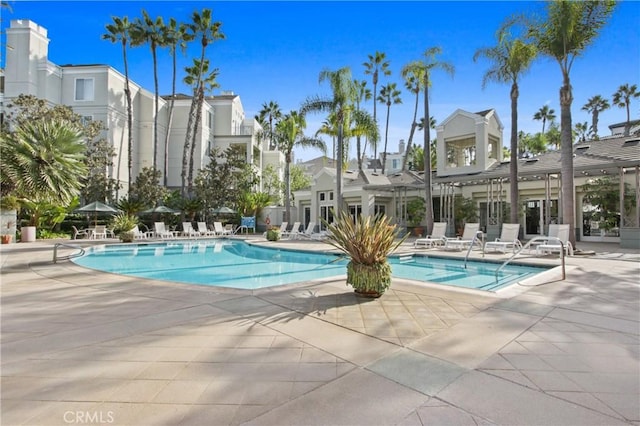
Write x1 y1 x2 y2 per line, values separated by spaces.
1 237 638 425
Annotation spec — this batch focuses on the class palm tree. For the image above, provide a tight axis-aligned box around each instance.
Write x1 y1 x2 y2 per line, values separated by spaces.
301 67 355 216
130 10 165 171
102 16 133 194
533 105 556 134
274 111 326 223
400 63 425 171
315 114 339 162
474 26 536 224
258 101 282 150
528 0 615 248
612 83 640 136
377 83 402 174
183 59 220 195
181 8 225 196
413 47 454 234
363 51 391 163
581 95 610 139
1 118 87 211
353 79 371 172
162 19 193 187
574 121 589 142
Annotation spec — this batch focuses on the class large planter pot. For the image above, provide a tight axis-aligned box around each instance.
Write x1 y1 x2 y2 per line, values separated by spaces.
21 226 36 242
1 234 12 244
346 261 392 298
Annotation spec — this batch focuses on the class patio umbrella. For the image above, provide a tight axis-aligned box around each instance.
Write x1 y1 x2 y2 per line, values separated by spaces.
211 206 236 215
75 201 119 226
140 205 180 214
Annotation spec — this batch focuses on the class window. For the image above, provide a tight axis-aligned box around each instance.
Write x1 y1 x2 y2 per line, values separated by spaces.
81 116 92 126
319 192 326 201
392 159 398 170
75 78 94 101
329 192 334 201
349 204 362 221
374 205 386 216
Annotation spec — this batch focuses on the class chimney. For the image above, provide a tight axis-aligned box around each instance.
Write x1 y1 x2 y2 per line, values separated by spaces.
398 139 405 154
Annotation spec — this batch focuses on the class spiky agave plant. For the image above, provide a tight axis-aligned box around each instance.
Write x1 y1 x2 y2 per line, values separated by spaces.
323 210 408 296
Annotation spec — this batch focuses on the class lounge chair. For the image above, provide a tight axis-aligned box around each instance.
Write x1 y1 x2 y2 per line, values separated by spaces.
182 222 200 237
130 225 151 240
484 223 522 253
536 224 573 256
197 222 216 236
214 221 233 236
284 222 301 239
444 223 481 251
72 226 90 240
154 222 177 239
296 222 323 239
414 222 447 249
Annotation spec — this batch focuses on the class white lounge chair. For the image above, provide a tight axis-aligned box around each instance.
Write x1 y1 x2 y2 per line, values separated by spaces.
284 222 301 239
182 222 200 237
154 222 177 239
444 223 481 251
536 224 573 256
214 221 233 236
197 222 216 237
296 222 321 239
414 222 447 249
130 225 151 239
484 223 522 253
91 225 108 239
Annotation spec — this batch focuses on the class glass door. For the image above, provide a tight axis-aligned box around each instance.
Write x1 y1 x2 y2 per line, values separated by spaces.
524 200 542 238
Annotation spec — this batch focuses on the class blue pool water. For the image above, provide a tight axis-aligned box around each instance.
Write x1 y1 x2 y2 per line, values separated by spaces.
72 240 547 291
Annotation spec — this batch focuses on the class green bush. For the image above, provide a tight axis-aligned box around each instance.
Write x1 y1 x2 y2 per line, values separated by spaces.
109 213 139 235
266 228 280 241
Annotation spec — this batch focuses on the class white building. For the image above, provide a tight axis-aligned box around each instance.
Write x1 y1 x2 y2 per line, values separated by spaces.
3 19 284 194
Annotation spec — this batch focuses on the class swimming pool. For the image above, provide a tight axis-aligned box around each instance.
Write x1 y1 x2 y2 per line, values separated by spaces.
72 240 547 291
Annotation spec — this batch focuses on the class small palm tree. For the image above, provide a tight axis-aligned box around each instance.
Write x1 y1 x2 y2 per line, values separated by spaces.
612 83 640 137
581 95 610 139
1 119 87 225
574 122 589 142
533 104 556 134
102 16 133 193
274 111 326 223
377 83 402 174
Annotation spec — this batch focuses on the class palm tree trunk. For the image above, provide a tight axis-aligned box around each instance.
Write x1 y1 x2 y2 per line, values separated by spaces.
624 103 631 137
152 46 159 171
560 73 576 247
356 135 363 173
336 115 344 217
423 76 434 233
381 104 390 174
284 152 292 223
122 40 133 197
510 83 519 224
402 91 419 171
181 100 196 196
163 47 177 187
188 86 204 196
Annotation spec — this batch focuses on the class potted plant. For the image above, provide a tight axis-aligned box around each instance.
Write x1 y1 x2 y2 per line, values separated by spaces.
266 227 280 241
324 211 408 298
406 198 426 236
119 231 135 243
110 213 139 242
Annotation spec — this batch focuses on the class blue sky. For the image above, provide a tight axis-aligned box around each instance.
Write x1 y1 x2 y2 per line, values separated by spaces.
2 1 639 162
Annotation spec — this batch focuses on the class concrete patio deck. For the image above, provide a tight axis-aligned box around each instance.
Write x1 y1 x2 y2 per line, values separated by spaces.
1 237 638 425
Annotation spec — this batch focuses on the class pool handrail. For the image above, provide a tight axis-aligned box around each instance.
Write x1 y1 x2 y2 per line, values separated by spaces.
53 242 85 264
463 230 485 269
494 236 566 285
